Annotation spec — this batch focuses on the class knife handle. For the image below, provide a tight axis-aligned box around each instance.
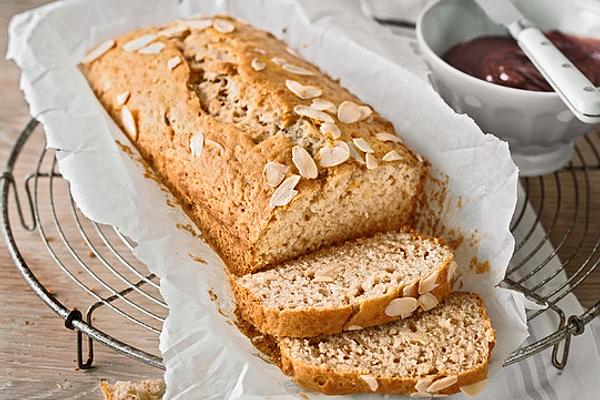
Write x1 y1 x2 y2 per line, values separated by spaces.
514 26 600 124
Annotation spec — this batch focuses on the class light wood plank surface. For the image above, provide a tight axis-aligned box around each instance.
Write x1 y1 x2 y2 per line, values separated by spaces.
0 1 597 399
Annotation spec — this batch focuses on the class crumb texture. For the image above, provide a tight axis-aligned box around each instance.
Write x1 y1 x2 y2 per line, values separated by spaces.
237 231 451 309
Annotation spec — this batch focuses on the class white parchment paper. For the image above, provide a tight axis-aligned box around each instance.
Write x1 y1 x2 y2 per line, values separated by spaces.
8 0 528 398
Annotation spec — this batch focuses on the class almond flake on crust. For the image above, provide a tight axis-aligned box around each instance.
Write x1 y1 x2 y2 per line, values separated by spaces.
157 24 189 38
418 270 439 294
319 122 341 139
138 42 165 55
115 91 130 107
418 292 439 311
382 150 402 162
121 106 137 141
285 80 322 100
123 34 157 52
82 39 115 64
337 101 363 124
282 63 316 76
311 99 337 114
212 18 235 33
293 105 334 123
319 142 350 168
376 132 404 143
353 138 374 153
251 58 266 71
360 375 379 392
384 297 418 318
254 47 267 55
271 57 288 66
263 161 289 187
366 153 378 170
347 141 365 164
426 376 458 393
187 19 213 31
167 56 182 71
190 132 204 157
269 175 301 208
292 146 318 179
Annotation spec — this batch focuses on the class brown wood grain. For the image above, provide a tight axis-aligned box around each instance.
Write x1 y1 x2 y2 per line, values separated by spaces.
0 1 598 399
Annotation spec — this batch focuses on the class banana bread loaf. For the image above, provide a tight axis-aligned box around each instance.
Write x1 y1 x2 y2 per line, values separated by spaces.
81 16 427 275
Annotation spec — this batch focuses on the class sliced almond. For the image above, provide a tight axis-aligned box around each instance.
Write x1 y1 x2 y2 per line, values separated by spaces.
459 379 487 397
82 39 115 64
366 153 378 170
337 101 363 124
293 105 334 123
271 57 288 66
376 132 404 144
384 297 418 318
157 25 189 38
115 91 130 107
382 150 402 162
319 122 342 139
418 292 439 311
167 56 182 71
286 46 298 56
212 18 235 33
344 325 363 331
187 19 213 31
311 99 337 114
416 153 425 163
419 270 439 294
251 58 266 71
282 63 316 76
263 161 289 188
121 106 137 140
292 146 318 179
403 281 418 297
190 132 204 157
410 393 433 398
353 138 374 153
269 175 301 208
346 141 365 164
426 376 458 393
358 105 372 121
254 47 267 55
138 42 165 55
319 142 350 168
123 34 157 52
285 80 322 100
360 375 379 392
205 139 225 154
447 261 458 282
415 376 435 393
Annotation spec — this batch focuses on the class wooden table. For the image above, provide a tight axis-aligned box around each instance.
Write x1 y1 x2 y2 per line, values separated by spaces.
0 1 598 399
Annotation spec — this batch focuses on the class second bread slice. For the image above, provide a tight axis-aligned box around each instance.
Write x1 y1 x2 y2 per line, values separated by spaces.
232 230 456 337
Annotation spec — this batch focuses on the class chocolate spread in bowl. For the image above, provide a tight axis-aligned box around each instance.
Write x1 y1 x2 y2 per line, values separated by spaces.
442 30 600 92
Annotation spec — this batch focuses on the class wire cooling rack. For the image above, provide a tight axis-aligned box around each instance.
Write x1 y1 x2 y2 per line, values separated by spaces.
1 119 599 371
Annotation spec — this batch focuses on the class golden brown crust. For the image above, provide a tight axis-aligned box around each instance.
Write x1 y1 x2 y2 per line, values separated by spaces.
278 293 495 396
231 251 454 338
81 16 427 275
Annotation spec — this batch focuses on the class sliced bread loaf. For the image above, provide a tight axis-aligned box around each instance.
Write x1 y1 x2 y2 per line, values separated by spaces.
279 292 494 396
232 230 456 337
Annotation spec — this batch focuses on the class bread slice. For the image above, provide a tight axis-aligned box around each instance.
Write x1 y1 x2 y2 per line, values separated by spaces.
278 292 495 396
81 16 427 275
99 379 164 400
232 230 456 337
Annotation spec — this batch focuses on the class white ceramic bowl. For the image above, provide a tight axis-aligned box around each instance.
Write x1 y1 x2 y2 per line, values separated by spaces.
416 0 600 176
